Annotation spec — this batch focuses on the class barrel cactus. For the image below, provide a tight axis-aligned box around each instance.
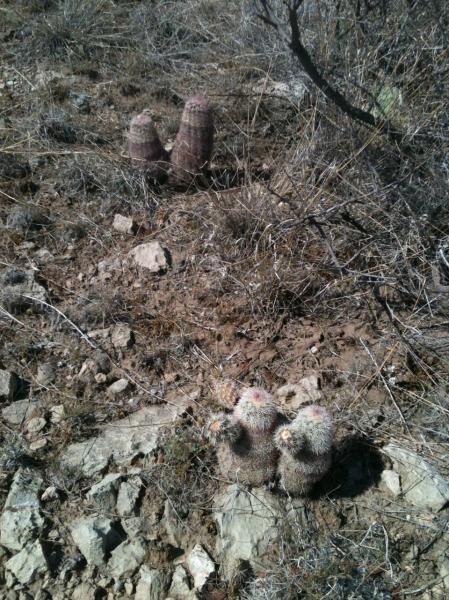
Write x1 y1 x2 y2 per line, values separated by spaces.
274 404 333 495
206 387 280 486
170 95 214 183
128 111 168 178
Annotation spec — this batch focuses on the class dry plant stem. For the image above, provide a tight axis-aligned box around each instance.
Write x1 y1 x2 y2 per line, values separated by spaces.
23 295 97 349
256 0 405 145
359 336 410 433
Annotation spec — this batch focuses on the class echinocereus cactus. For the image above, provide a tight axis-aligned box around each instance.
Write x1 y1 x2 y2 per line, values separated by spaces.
214 378 239 410
170 95 214 183
274 404 333 496
128 111 168 178
206 387 280 486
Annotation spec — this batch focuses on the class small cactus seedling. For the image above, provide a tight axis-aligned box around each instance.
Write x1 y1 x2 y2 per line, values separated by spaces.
128 111 168 178
275 404 333 495
206 413 241 445
170 95 214 183
207 387 280 486
214 378 239 410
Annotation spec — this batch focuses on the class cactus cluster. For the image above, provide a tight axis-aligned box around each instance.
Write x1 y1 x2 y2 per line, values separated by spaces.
207 383 334 495
128 95 214 184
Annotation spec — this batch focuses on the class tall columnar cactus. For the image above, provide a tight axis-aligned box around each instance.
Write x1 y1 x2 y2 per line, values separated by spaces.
274 404 333 496
170 95 214 182
206 387 280 486
128 111 168 178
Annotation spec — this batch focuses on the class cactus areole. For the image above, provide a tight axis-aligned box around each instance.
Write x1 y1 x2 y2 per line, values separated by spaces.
128 111 168 178
171 95 214 179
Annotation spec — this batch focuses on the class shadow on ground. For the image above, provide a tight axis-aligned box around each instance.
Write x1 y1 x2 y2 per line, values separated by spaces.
313 435 384 499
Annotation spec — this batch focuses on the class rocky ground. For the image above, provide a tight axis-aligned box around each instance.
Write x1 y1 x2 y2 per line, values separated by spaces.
1 1 449 599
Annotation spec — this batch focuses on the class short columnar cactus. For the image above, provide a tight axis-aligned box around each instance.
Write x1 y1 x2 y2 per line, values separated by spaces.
170 95 214 182
206 387 280 486
128 111 168 178
274 404 333 495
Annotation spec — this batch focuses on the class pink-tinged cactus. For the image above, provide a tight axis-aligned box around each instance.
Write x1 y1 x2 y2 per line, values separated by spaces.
207 387 280 486
275 404 333 495
128 111 168 178
170 95 214 182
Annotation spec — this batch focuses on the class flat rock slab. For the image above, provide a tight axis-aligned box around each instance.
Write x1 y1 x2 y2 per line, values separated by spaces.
169 565 198 600
109 537 147 578
60 395 194 477
135 565 172 600
128 241 170 273
384 444 449 512
186 544 215 590
113 214 136 235
0 369 18 402
70 516 124 566
214 484 283 580
1 399 42 426
5 539 48 585
87 473 122 512
0 468 44 552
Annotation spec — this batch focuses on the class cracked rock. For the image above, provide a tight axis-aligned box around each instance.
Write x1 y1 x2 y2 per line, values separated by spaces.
107 378 129 397
109 537 147 579
87 473 122 512
0 468 44 552
111 324 134 349
214 484 282 580
1 399 42 427
128 241 170 273
116 476 142 517
113 214 136 235
5 540 48 585
384 444 449 511
168 565 197 600
0 369 18 402
135 565 172 600
186 544 215 590
60 395 194 477
69 517 124 566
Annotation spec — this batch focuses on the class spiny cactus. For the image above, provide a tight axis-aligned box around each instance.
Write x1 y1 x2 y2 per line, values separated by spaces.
206 413 241 445
214 378 239 410
206 387 280 486
128 111 168 178
274 404 333 496
170 95 214 183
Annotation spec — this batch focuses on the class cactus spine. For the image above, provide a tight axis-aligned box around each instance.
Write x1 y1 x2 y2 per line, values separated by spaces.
128 111 168 178
207 387 280 486
170 95 214 182
275 404 333 495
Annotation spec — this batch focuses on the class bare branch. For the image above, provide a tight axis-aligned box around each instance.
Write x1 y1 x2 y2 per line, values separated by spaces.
255 0 405 145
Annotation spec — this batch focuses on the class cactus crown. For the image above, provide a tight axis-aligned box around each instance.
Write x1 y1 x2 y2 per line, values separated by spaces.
234 387 278 431
274 425 305 454
185 95 211 112
128 111 166 171
206 413 241 445
288 404 333 455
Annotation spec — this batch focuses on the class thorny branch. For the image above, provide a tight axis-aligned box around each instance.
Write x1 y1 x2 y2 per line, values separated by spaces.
255 0 405 145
